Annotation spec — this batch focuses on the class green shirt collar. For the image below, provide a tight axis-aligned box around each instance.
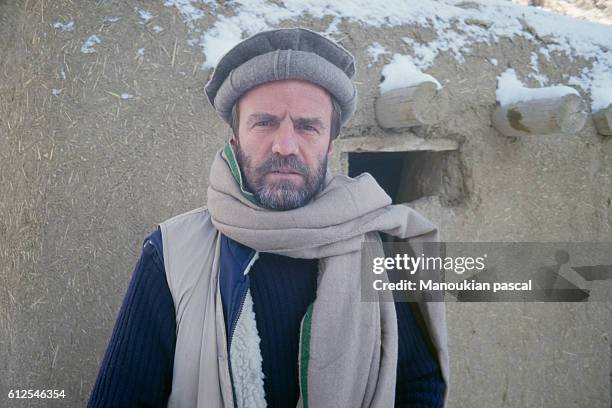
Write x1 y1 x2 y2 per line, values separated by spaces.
221 142 259 205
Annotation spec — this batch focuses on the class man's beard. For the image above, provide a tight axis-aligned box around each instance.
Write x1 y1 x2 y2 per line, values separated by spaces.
234 142 328 211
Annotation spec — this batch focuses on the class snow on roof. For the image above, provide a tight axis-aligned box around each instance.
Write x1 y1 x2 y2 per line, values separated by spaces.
163 0 611 111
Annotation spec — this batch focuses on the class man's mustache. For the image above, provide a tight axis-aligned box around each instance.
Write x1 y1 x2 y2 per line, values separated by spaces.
256 155 309 177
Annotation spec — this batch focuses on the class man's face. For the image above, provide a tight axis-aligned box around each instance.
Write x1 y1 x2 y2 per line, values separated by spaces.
232 79 334 210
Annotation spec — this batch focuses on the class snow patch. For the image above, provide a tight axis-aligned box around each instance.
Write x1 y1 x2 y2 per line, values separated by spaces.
51 21 74 32
367 42 389 67
121 93 134 99
137 8 154 23
323 16 342 37
201 22 244 69
152 25 164 33
379 54 442 95
51 88 63 95
81 35 101 54
569 68 612 112
527 52 548 86
496 68 579 106
137 47 145 56
164 0 214 28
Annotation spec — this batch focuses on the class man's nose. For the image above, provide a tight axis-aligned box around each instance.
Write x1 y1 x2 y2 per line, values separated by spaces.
271 118 299 156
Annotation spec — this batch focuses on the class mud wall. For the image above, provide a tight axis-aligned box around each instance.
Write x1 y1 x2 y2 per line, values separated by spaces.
0 1 609 407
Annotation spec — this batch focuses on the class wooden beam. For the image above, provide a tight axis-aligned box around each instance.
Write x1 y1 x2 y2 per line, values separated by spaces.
334 134 459 153
592 103 612 136
492 93 587 137
330 134 459 175
375 82 449 129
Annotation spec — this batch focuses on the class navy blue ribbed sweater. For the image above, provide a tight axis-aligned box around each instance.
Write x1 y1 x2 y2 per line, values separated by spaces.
88 229 445 407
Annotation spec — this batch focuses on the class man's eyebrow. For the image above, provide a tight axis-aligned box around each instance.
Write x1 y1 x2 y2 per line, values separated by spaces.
246 113 326 129
247 113 282 125
294 117 326 129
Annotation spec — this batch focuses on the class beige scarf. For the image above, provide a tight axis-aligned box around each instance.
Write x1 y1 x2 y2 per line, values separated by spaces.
206 142 448 407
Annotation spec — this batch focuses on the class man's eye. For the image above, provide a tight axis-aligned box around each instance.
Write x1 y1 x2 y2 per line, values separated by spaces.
256 121 274 127
300 125 318 132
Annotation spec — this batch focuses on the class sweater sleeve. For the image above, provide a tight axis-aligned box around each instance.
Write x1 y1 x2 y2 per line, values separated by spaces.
88 229 176 408
394 301 446 408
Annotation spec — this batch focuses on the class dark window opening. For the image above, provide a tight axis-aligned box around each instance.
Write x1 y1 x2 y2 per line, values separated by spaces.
348 151 408 203
348 150 464 206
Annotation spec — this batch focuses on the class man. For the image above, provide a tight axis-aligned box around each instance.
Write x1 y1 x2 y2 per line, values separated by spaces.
88 27 448 407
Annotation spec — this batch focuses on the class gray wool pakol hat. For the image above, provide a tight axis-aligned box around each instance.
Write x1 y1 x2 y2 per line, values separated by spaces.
204 27 358 127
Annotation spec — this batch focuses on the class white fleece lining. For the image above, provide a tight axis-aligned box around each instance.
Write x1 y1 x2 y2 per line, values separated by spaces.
230 249 266 408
